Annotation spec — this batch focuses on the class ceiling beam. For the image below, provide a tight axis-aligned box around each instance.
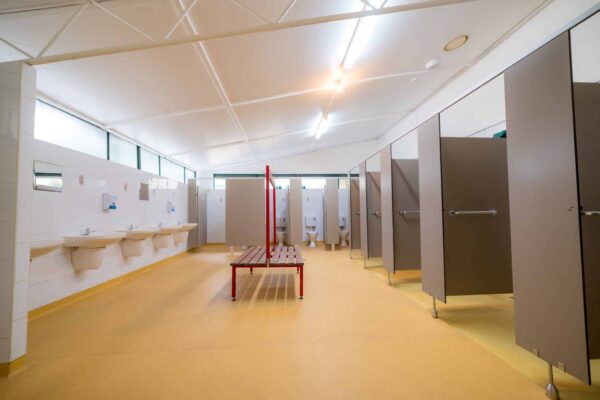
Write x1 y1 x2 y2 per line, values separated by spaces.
37 0 88 57
27 0 476 65
165 0 198 40
276 0 297 23
90 0 155 42
0 36 33 58
228 0 272 24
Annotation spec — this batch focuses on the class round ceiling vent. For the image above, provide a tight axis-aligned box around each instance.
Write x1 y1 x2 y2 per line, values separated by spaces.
444 35 469 51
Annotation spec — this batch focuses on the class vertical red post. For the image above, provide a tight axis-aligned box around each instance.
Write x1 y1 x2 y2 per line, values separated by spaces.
299 266 304 299
231 266 237 301
274 187 277 245
265 165 270 261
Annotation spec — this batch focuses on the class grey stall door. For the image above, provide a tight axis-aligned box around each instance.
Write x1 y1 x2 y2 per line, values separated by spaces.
367 172 382 258
505 32 589 383
350 178 361 250
418 116 445 302
441 138 512 296
392 159 421 270
574 82 600 359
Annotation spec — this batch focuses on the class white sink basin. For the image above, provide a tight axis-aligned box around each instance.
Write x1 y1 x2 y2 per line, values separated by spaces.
63 233 125 248
30 239 65 259
120 228 159 240
63 233 125 270
157 226 181 235
178 223 198 231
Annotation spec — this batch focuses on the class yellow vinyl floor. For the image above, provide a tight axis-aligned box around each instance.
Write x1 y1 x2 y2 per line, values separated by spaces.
355 255 600 400
0 245 596 399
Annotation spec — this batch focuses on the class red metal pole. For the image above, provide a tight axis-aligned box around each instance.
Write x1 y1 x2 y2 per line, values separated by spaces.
231 266 236 301
299 266 303 299
272 185 276 246
265 165 270 261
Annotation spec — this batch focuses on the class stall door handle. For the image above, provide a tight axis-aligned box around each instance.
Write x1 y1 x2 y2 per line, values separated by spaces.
581 210 600 216
398 210 420 216
448 209 497 216
372 211 382 217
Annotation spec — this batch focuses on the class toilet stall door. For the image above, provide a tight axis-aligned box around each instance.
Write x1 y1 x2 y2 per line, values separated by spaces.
441 137 512 296
367 172 382 258
350 178 361 250
574 82 600 359
392 159 420 269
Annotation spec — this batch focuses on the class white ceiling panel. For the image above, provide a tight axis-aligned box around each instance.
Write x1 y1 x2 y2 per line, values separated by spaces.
234 0 291 23
234 90 331 139
282 0 364 22
115 108 242 156
330 69 456 123
181 141 255 169
0 40 26 62
315 117 398 149
37 43 223 123
205 19 356 102
186 0 265 37
348 0 546 81
102 0 190 41
248 131 314 156
0 5 78 57
46 3 151 56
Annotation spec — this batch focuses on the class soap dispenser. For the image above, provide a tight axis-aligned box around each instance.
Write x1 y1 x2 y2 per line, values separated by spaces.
102 193 117 211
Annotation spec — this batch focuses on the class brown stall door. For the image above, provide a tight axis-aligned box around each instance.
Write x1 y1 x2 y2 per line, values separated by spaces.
392 159 421 270
367 172 382 258
505 32 589 384
441 137 512 296
350 178 361 250
574 82 600 359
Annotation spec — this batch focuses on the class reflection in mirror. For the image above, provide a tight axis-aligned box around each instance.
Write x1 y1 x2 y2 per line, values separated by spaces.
33 161 63 192
441 74 506 138
570 11 600 361
391 130 421 270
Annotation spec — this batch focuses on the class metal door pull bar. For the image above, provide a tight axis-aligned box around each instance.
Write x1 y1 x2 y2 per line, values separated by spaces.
448 209 497 216
581 211 600 216
398 210 420 215
371 211 382 217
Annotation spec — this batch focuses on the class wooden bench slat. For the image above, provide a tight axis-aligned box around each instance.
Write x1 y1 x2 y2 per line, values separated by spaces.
231 245 303 267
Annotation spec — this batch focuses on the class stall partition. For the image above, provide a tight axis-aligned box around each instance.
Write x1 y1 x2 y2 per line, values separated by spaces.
505 22 599 388
287 178 303 245
349 167 361 256
366 155 382 262
324 178 340 249
225 178 264 247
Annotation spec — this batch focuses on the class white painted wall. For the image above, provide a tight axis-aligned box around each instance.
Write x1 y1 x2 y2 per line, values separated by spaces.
302 189 324 244
206 189 225 243
29 140 189 310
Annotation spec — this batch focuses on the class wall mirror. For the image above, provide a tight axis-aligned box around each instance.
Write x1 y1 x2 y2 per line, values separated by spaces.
33 161 63 192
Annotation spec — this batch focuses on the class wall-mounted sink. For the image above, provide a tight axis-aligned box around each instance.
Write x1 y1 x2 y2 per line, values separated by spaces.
119 228 159 257
174 223 198 244
158 225 181 235
63 233 125 249
63 232 125 270
30 239 65 259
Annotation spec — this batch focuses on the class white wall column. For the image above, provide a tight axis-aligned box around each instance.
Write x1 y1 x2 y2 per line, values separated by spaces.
0 61 36 369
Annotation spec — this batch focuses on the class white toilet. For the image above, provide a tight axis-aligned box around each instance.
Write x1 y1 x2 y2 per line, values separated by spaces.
339 216 349 247
276 217 287 246
305 216 318 248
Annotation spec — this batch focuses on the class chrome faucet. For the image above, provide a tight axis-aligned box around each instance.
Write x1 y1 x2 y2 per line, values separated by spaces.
177 220 182 225
128 224 138 231
158 222 164 227
82 227 96 236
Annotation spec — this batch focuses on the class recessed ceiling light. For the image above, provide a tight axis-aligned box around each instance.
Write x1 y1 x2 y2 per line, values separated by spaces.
315 114 329 140
334 78 344 93
444 35 469 51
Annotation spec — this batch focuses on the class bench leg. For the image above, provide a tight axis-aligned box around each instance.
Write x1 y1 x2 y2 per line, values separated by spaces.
231 266 237 301
250 267 253 274
299 265 304 299
296 266 299 274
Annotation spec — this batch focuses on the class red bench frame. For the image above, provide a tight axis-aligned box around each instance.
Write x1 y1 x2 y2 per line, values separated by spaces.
229 165 304 301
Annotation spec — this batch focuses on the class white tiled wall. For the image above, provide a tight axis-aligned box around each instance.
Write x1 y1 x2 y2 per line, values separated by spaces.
28 140 189 310
0 62 35 362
